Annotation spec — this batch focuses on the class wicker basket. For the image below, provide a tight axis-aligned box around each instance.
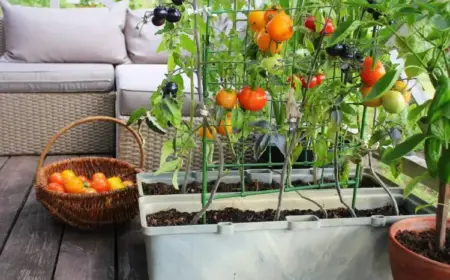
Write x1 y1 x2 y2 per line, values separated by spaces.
34 116 144 230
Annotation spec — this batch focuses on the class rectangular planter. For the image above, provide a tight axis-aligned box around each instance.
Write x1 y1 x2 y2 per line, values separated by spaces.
136 167 398 197
139 189 434 280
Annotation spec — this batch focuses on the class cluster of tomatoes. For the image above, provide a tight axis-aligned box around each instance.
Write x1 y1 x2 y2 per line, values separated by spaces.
304 15 335 35
150 0 184 26
249 5 294 55
359 57 411 113
288 73 326 89
47 170 133 194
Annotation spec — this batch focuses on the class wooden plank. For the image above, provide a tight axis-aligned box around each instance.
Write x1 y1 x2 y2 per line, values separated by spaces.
0 157 8 171
53 226 115 280
117 217 148 280
0 156 40 252
0 156 76 279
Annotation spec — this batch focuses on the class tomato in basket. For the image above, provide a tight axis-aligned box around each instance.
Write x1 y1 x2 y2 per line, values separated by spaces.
49 172 64 185
48 182 65 193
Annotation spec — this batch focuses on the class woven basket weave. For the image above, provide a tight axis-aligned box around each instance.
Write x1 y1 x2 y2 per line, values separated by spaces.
35 116 144 230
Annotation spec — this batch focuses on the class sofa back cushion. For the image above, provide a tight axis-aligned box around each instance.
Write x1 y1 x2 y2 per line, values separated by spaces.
0 0 129 64
125 9 168 64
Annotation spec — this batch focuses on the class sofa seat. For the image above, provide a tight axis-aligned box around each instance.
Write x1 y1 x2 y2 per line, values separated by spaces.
116 64 198 117
0 63 115 93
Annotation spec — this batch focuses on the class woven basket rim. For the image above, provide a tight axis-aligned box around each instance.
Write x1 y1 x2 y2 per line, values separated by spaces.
35 157 141 198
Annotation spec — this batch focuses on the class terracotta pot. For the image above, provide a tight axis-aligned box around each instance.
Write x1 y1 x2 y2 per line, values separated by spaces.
389 216 450 280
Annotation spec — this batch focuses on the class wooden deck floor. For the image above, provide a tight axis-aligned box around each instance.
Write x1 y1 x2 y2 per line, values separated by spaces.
0 155 147 280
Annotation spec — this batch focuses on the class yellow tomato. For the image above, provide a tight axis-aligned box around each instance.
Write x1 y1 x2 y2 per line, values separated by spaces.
61 170 76 183
64 176 85 194
107 177 125 191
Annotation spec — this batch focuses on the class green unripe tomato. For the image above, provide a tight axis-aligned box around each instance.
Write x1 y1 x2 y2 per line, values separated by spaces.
261 54 283 75
382 90 407 114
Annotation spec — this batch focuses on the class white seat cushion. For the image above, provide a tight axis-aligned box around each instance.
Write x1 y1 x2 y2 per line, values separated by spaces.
0 63 114 93
116 64 198 116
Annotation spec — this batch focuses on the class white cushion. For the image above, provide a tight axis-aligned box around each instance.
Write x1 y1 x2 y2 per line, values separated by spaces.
125 9 168 64
0 63 114 93
0 0 130 64
116 64 198 116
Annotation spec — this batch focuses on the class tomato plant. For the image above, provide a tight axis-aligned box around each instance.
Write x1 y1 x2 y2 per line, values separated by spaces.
238 86 267 112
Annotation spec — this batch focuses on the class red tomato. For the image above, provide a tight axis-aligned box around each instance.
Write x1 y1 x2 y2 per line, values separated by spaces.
360 56 386 86
316 73 326 85
321 19 335 35
299 76 318 89
48 182 65 193
91 172 107 182
48 172 64 185
238 86 267 112
91 178 110 193
304 15 316 31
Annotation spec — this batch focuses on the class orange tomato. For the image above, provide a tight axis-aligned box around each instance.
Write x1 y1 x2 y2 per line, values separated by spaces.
64 176 85 194
248 11 265 32
48 182 65 193
360 57 386 86
217 116 232 136
264 5 284 23
91 172 107 182
91 178 110 193
198 126 216 140
61 170 76 183
49 172 64 185
122 180 134 187
83 188 97 194
216 89 237 109
256 31 283 54
267 13 293 42
360 85 382 107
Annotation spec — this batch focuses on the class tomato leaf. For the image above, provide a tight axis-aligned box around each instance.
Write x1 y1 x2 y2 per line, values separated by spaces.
290 145 303 163
430 14 450 31
126 108 147 126
156 40 167 52
415 203 435 214
328 19 361 46
314 10 325 33
172 170 179 190
364 68 402 101
381 133 427 164
405 55 426 78
155 159 180 175
180 34 197 53
167 55 176 72
429 119 450 142
160 140 174 168
404 171 430 198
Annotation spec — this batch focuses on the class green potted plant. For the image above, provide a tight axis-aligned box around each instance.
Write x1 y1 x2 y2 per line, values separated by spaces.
365 0 450 278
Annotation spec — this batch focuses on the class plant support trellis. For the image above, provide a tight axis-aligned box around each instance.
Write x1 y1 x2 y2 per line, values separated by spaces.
195 0 389 223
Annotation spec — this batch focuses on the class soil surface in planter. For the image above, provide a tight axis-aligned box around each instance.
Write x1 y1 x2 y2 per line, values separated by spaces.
396 229 450 265
147 205 408 227
142 176 389 195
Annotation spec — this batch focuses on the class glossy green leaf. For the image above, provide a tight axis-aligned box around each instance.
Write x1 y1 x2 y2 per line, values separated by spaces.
340 103 356 115
390 160 403 179
180 34 197 53
167 55 175 72
381 133 428 164
407 101 430 126
404 171 431 198
157 40 167 52
314 10 325 33
305 38 315 54
369 129 385 147
429 119 450 142
364 68 402 101
328 20 361 46
290 145 303 163
126 108 147 126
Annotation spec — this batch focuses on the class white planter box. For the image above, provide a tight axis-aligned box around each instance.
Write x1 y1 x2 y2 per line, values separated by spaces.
139 189 433 280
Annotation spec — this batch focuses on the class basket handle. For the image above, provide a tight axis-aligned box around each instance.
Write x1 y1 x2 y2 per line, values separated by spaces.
36 116 145 174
